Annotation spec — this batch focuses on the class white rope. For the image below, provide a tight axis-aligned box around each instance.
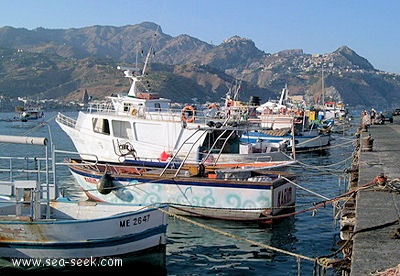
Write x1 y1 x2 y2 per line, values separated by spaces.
283 176 330 201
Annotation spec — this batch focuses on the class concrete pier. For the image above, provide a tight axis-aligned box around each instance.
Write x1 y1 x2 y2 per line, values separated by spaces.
344 115 400 275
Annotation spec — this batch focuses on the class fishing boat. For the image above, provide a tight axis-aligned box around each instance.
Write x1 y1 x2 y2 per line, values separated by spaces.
248 106 332 152
0 134 168 270
319 101 348 121
55 60 293 164
1 101 46 128
255 84 293 116
241 125 331 153
12 101 45 122
65 157 297 224
253 84 307 129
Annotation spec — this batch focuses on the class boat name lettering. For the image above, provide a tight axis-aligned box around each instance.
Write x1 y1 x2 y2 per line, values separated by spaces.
119 214 150 227
277 187 292 207
84 177 97 184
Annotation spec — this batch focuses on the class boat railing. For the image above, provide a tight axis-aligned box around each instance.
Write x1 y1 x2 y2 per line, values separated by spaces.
87 101 115 113
0 136 103 214
0 135 55 219
161 128 208 177
132 106 227 125
142 108 184 122
84 100 247 126
56 112 77 128
53 149 99 167
161 125 269 177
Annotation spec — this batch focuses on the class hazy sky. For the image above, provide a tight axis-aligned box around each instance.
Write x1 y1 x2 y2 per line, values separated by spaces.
1 0 399 73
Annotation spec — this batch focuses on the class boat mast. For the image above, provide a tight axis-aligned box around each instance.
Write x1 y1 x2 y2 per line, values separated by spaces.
118 26 160 98
291 119 296 160
278 83 288 106
321 65 325 106
141 26 160 77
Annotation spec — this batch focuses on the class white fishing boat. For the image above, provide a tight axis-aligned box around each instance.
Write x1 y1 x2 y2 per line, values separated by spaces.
319 101 348 121
242 108 332 154
0 134 168 270
55 55 293 164
241 128 331 152
255 84 293 116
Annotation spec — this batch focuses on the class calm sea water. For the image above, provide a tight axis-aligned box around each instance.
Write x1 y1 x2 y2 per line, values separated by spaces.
0 111 358 275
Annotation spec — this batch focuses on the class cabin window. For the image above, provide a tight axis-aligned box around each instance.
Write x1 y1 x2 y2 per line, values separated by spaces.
154 103 161 112
112 120 133 139
123 103 132 112
92 118 110 135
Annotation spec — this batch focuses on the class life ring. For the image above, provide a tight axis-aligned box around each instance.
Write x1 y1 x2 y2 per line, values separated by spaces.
130 108 137 116
181 105 195 123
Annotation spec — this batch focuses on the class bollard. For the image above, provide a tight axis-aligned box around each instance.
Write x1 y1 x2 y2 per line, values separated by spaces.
361 134 374 151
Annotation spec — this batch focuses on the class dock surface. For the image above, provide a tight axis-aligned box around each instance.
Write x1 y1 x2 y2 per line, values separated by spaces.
350 116 400 275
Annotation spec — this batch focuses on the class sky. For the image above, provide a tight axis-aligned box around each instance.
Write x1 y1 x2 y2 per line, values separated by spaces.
1 0 400 74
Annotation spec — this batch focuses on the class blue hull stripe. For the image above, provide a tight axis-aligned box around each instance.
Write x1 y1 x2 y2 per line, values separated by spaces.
0 225 167 250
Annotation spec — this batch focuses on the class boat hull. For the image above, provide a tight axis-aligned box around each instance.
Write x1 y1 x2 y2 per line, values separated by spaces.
68 164 296 222
241 130 331 151
0 134 169 271
0 201 168 260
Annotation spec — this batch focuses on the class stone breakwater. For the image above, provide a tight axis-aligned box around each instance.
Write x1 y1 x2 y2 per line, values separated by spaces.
340 115 400 276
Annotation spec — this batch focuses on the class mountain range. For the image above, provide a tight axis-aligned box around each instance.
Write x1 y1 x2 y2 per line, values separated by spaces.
1 21 400 110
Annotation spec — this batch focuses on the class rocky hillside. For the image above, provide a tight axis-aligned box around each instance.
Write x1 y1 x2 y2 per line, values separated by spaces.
1 22 400 109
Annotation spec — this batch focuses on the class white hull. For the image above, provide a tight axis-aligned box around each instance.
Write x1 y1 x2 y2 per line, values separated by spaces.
241 130 331 151
0 201 168 259
0 134 168 265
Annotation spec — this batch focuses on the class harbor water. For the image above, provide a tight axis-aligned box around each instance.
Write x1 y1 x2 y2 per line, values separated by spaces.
0 111 357 275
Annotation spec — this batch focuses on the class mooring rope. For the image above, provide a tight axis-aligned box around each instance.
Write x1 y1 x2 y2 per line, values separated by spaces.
282 176 330 200
155 205 316 263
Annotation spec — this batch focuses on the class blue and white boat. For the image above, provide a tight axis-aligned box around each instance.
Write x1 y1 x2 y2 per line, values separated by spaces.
241 127 331 152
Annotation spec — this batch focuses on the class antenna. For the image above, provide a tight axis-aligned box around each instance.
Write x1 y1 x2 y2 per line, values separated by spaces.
116 26 161 97
321 65 325 106
233 79 242 100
